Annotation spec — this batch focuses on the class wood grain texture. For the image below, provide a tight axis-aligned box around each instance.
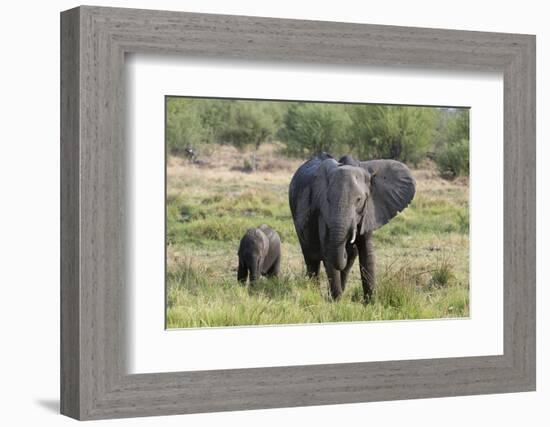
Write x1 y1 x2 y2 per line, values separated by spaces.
60 5 536 420
60 7 80 419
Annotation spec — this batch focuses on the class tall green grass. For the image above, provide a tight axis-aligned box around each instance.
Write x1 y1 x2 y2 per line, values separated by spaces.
167 255 469 328
166 159 469 328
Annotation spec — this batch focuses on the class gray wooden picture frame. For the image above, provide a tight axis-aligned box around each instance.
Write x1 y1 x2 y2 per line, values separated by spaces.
60 5 536 421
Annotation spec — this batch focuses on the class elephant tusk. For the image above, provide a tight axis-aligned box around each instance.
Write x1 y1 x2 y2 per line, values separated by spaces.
350 228 357 244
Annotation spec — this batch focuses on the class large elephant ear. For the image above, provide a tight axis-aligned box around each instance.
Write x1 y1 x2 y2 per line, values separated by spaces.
289 156 337 246
360 159 416 231
312 158 339 210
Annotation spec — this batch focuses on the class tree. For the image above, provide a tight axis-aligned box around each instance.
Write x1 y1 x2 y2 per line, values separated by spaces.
195 99 231 145
218 101 282 170
445 108 469 144
434 108 470 177
278 103 352 157
166 98 206 155
348 105 437 165
219 101 278 150
435 138 469 178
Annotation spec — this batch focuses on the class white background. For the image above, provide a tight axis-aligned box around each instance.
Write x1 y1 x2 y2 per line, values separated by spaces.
128 57 503 373
0 1 546 426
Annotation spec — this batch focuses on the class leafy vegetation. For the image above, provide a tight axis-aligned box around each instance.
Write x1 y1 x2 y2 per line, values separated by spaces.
434 109 470 177
278 103 352 156
436 139 469 178
347 105 437 165
166 98 286 159
166 97 470 178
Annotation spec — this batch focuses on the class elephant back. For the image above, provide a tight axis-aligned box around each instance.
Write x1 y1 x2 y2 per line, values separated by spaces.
259 224 280 245
289 153 333 214
238 228 269 257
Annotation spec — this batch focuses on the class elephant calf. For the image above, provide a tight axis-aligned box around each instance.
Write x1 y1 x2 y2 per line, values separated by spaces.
237 224 281 284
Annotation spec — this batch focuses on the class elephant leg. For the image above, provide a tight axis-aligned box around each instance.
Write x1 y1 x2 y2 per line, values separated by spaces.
323 261 343 300
357 231 375 303
305 258 321 279
340 244 358 291
237 260 248 284
299 242 321 279
266 256 280 277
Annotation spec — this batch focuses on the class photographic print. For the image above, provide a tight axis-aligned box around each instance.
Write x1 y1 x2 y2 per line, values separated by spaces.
165 97 470 329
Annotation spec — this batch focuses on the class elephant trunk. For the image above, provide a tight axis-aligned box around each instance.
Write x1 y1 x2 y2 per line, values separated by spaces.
327 222 349 271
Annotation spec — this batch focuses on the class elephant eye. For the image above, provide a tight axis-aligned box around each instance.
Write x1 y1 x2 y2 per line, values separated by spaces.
356 196 362 204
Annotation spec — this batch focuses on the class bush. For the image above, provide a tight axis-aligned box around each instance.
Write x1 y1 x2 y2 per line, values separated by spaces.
435 139 469 178
218 102 281 150
166 98 206 155
348 105 437 165
166 97 471 169
166 98 283 156
278 103 351 156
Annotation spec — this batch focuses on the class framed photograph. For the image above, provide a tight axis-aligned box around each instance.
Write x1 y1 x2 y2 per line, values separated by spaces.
60 6 535 420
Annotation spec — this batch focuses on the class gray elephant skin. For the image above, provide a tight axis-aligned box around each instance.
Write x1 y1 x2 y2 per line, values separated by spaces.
289 153 415 302
237 224 281 284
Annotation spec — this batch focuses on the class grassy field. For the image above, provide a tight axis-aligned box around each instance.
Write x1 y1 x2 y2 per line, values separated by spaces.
166 143 469 329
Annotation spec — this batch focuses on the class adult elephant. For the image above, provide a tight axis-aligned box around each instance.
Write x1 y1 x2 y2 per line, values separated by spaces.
289 153 415 302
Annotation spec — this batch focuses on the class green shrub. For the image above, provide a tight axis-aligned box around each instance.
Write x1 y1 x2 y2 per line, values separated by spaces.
279 103 352 156
435 139 469 178
218 101 281 150
166 98 207 155
348 105 437 165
